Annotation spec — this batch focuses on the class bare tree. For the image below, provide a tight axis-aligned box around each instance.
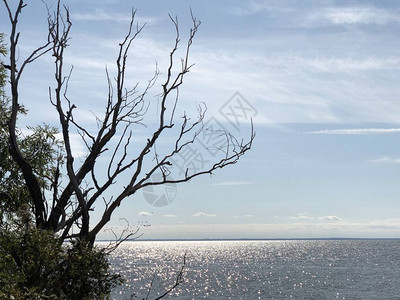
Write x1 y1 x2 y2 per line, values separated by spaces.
3 0 254 245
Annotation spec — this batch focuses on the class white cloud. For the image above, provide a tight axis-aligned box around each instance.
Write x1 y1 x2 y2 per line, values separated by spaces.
54 133 87 158
9 0 400 128
310 128 400 135
290 213 314 220
370 157 400 164
72 10 157 24
163 214 178 218
192 212 217 217
221 55 400 74
303 6 400 27
189 42 400 123
69 134 87 157
139 211 153 216
323 7 400 25
234 3 400 27
232 1 292 16
380 217 400 223
290 214 342 221
318 215 343 221
292 57 400 72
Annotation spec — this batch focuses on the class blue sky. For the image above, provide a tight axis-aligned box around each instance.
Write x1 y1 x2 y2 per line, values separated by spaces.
2 0 400 239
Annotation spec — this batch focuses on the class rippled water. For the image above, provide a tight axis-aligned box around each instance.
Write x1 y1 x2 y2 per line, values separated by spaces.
99 240 400 299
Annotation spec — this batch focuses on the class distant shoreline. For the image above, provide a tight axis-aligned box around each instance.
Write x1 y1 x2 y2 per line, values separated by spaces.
96 237 400 242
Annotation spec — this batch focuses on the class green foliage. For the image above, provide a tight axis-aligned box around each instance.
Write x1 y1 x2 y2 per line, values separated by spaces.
0 105 28 223
0 228 122 299
20 124 64 189
0 228 62 299
56 240 123 300
0 38 63 222
0 33 122 299
0 34 24 223
0 33 6 93
0 99 63 223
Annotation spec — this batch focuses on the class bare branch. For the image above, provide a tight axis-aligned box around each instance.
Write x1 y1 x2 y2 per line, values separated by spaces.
3 1 254 246
154 253 187 300
103 218 143 254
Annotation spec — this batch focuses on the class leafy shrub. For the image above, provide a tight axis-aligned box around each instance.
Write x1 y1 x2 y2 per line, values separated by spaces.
0 228 122 299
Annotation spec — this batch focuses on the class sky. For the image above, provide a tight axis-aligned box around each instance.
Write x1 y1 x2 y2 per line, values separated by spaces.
2 0 400 239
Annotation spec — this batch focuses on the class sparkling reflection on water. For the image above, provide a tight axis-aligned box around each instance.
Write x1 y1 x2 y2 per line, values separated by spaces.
100 240 400 299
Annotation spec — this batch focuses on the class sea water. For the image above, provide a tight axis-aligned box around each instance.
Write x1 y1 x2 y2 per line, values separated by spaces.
101 240 400 299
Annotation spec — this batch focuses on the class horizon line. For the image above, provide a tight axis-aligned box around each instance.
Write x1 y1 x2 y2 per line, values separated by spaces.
96 237 400 242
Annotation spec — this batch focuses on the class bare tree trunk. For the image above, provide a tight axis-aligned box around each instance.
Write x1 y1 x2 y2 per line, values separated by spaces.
4 0 51 228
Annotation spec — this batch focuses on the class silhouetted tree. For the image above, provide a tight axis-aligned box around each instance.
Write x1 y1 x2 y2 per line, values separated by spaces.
1 0 254 298
3 0 254 245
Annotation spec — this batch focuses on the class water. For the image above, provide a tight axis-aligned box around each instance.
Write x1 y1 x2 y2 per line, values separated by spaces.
100 240 400 299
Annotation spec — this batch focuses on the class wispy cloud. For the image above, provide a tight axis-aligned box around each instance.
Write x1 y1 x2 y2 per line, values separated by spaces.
163 214 178 218
66 134 87 158
370 157 400 164
310 128 400 135
234 3 400 26
290 214 343 221
193 212 217 217
234 214 253 218
190 42 400 123
139 211 153 216
318 215 343 221
232 1 292 16
317 7 400 25
72 10 157 24
290 213 314 220
290 57 400 72
223 55 400 74
54 16 400 125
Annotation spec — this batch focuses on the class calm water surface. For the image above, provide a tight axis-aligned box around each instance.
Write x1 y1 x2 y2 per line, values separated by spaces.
100 240 400 299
